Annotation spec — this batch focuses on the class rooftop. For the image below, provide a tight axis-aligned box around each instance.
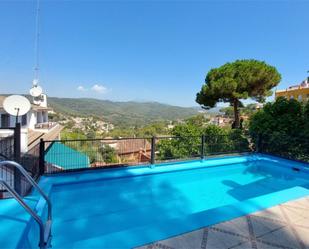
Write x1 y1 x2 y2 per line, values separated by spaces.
276 79 309 93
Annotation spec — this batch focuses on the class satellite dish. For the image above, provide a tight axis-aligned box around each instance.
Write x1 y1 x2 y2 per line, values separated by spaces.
30 85 43 97
3 95 31 117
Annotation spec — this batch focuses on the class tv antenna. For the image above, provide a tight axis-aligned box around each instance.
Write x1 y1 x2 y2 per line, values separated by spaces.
30 0 44 104
3 95 31 124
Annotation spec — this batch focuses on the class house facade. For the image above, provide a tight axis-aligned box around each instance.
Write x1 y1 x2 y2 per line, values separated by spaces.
0 94 62 153
275 78 309 102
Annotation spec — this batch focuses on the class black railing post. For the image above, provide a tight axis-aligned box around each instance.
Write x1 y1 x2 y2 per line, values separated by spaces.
256 133 262 153
13 122 21 194
150 136 156 166
201 134 205 159
39 139 45 175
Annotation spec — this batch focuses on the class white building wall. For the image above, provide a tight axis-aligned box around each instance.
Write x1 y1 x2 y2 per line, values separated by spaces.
20 129 28 153
40 94 47 108
28 111 37 130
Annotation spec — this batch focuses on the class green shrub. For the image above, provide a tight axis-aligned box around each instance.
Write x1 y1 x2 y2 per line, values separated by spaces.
249 97 309 162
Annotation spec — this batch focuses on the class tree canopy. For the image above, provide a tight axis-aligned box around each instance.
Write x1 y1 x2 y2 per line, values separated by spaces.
196 59 281 128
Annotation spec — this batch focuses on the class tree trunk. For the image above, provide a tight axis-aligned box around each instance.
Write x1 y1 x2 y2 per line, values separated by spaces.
233 99 240 129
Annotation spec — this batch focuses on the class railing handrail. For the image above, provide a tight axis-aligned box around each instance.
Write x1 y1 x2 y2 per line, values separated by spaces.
0 161 52 248
0 177 45 248
43 134 232 143
35 122 57 129
0 161 52 220
0 127 16 130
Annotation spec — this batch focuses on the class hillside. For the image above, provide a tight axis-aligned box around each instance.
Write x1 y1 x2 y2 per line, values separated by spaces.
48 97 199 127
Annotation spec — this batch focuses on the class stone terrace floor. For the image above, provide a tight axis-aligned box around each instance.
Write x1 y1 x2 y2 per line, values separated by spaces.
137 196 309 249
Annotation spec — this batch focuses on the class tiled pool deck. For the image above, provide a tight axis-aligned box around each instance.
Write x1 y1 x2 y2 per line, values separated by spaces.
137 196 309 249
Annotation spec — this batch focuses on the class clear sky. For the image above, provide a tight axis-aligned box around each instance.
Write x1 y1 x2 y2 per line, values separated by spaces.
0 0 308 107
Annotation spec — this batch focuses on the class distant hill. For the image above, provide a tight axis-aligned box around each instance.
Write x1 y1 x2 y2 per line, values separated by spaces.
48 97 199 127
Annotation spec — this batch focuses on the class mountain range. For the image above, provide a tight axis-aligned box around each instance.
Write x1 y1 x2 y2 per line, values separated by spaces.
48 97 200 127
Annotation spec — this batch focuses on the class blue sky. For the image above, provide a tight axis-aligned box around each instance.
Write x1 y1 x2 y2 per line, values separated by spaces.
0 0 308 107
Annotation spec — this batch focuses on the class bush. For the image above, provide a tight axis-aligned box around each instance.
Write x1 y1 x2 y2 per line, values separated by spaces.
249 97 309 162
157 121 250 161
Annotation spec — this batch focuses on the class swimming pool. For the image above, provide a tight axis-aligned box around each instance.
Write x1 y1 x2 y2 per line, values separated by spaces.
1 154 309 248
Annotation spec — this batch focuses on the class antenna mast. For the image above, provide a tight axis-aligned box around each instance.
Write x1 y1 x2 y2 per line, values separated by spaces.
30 0 44 105
33 0 40 86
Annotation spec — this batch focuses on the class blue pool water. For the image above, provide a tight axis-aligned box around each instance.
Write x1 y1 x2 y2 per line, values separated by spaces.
48 156 309 248
1 154 309 248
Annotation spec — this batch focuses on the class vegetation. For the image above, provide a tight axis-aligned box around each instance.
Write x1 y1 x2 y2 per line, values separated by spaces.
48 97 198 128
58 98 309 165
61 130 88 140
107 121 170 138
196 59 281 128
249 97 309 162
220 103 260 118
157 116 250 161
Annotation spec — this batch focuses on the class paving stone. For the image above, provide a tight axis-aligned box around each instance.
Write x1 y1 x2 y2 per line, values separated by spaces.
282 198 309 210
205 227 249 249
257 226 302 249
137 242 175 249
231 241 253 249
281 205 309 223
135 196 309 249
250 215 286 238
150 228 205 249
293 226 309 249
293 216 309 228
252 206 286 223
256 240 293 249
212 216 250 238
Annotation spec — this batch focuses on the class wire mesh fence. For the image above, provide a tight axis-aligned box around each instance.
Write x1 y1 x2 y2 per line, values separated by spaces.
155 133 252 162
0 125 41 197
0 132 15 160
255 134 309 163
43 138 152 173
0 129 15 195
43 133 253 174
19 143 41 196
155 136 202 162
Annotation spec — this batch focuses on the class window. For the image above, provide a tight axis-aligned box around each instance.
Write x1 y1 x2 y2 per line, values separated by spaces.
21 114 27 126
298 95 302 101
1 114 10 127
290 95 294 100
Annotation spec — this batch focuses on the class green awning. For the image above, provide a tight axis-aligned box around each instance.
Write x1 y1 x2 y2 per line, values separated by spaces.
45 142 90 170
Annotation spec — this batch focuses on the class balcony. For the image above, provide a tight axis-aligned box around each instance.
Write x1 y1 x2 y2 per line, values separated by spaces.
34 122 57 130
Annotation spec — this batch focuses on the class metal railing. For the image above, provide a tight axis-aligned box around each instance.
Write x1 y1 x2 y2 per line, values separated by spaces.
41 137 153 173
41 134 252 174
35 122 57 130
0 125 21 196
0 123 41 198
20 143 41 195
255 133 309 163
0 161 52 249
0 134 14 159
